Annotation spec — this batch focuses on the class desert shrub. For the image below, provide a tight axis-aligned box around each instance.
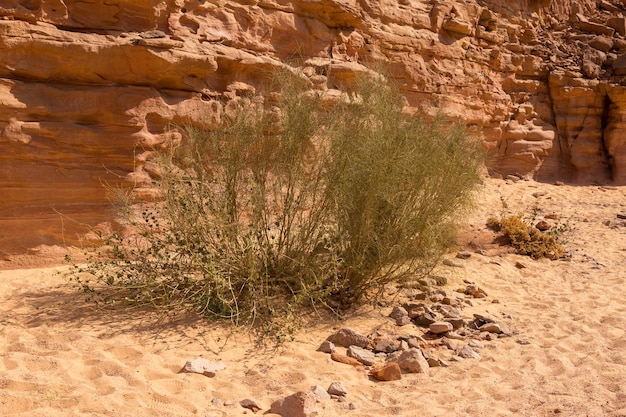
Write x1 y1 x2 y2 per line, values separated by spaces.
67 70 484 331
487 214 565 260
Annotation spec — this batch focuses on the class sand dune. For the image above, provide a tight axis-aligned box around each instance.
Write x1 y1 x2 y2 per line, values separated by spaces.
1 178 626 416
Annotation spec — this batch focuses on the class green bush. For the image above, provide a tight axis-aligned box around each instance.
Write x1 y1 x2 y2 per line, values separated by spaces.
67 70 484 331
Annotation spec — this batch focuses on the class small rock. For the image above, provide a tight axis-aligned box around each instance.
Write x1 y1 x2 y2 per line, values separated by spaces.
427 357 441 367
374 339 400 353
369 362 402 381
516 339 531 345
330 352 362 367
414 312 436 327
515 261 527 269
443 258 464 268
535 220 551 231
468 339 484 349
387 348 429 373
389 306 409 320
181 357 226 377
211 398 223 407
317 340 336 354
429 321 453 334
348 402 357 410
270 391 318 417
347 345 376 366
458 345 480 359
445 317 465 330
479 322 510 334
240 399 261 413
311 385 330 403
327 328 369 348
327 381 347 397
396 316 412 326
456 251 472 259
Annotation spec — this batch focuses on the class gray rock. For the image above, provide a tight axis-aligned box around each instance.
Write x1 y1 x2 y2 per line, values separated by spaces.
458 345 481 359
479 322 510 334
443 258 464 268
429 321 453 334
240 399 261 412
311 385 331 403
328 381 348 396
374 339 400 353
181 357 225 377
270 391 319 417
387 348 429 373
389 305 409 320
396 316 412 326
414 312 436 327
347 345 376 366
326 328 369 348
317 340 336 353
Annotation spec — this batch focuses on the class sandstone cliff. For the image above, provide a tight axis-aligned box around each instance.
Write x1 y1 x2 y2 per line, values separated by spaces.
1 0 625 253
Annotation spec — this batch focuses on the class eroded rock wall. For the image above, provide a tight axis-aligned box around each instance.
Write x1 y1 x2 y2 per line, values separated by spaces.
1 0 626 252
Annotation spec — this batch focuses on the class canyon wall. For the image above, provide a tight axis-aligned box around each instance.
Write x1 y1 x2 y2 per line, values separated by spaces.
1 0 626 253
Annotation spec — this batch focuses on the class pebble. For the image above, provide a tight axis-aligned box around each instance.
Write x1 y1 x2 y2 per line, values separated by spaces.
370 362 402 381
396 316 412 326
387 348 429 373
443 258 465 268
240 399 261 412
456 251 472 259
479 322 510 334
458 345 481 359
429 321 453 334
181 357 226 377
311 385 331 403
317 340 336 353
389 305 409 320
328 381 348 397
374 339 400 353
347 345 376 366
327 328 369 348
330 352 362 367
270 391 318 417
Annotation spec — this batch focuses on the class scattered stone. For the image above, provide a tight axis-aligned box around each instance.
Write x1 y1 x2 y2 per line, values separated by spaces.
311 385 330 403
389 305 409 320
374 339 400 353
326 328 369 348
535 220 551 231
370 362 402 381
516 339 531 345
458 345 481 359
432 275 448 286
479 322 510 334
240 399 261 413
456 251 472 259
396 316 412 326
445 317 466 330
348 402 357 410
443 258 464 268
515 261 527 269
427 357 441 367
429 321 453 334
327 381 348 397
211 398 223 407
181 357 226 377
468 339 484 349
407 337 424 349
387 348 430 373
414 312 436 327
317 340 336 354
330 352 362 367
270 391 318 417
347 345 376 366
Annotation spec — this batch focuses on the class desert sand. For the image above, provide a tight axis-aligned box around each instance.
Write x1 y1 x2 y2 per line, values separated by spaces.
1 178 626 417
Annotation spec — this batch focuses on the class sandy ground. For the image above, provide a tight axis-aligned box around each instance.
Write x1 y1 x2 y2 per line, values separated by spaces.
1 178 626 417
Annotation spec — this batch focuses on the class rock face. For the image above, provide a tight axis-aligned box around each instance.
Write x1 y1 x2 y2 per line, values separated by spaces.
2 0 626 252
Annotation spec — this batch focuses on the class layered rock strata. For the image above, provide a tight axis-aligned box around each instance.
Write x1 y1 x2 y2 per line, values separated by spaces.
1 0 626 252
